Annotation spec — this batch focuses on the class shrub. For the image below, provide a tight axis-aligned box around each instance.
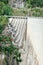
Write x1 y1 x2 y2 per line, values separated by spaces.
31 7 43 17
23 10 28 14
0 16 8 34
0 0 8 4
25 0 43 7
0 2 5 15
3 5 14 15
0 2 14 15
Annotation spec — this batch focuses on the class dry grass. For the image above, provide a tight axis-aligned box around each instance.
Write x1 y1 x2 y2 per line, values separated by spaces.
13 8 28 16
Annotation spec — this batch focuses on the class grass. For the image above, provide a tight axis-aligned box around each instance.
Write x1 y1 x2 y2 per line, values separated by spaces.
30 7 43 17
13 7 43 17
13 8 28 16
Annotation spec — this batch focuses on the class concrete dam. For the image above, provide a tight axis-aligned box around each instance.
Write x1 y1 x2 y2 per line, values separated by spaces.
0 16 43 65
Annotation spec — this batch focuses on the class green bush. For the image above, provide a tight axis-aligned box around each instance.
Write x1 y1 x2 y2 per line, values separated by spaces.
0 16 8 34
31 7 43 17
23 10 28 14
0 2 14 15
25 0 43 8
0 0 8 4
0 2 5 15
3 5 14 15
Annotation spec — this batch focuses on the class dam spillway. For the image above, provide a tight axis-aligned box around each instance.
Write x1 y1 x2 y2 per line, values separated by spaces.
7 16 39 65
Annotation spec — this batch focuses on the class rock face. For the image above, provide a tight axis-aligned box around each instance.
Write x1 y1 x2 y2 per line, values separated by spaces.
3 16 39 65
9 0 25 8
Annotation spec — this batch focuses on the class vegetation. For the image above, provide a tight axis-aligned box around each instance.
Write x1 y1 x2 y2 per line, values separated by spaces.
3 5 14 15
0 0 43 16
14 8 43 17
25 0 43 8
13 8 28 16
0 2 14 15
0 16 8 34
0 1 28 16
0 16 22 65
0 2 5 15
0 0 8 4
30 7 43 17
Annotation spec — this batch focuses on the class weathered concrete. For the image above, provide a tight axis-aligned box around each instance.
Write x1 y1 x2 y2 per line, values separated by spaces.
28 17 43 65
7 17 39 65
